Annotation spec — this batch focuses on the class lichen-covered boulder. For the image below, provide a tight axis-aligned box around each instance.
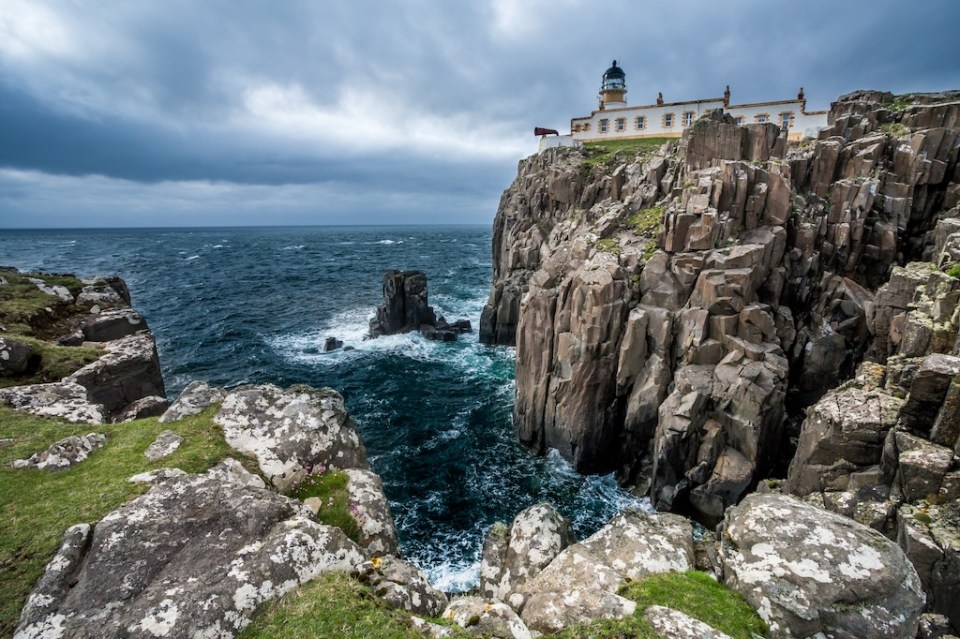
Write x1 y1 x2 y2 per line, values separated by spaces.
357 556 447 617
344 468 398 555
214 384 368 491
14 463 364 639
144 430 182 461
721 493 924 639
644 605 733 639
65 333 166 419
10 433 106 470
0 381 104 424
0 337 37 375
115 395 168 422
521 588 636 635
519 509 693 633
479 502 573 608
442 597 531 639
158 380 226 423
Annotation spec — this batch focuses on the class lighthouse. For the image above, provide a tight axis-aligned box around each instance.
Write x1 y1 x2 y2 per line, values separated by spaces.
599 60 627 108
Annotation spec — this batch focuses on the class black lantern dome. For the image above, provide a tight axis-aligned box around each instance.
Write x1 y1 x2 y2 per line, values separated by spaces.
601 60 626 92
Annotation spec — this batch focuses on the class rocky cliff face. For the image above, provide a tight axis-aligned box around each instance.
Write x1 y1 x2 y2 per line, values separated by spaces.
482 90 960 523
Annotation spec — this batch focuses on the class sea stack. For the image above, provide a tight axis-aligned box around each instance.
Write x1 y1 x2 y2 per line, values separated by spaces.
369 270 471 341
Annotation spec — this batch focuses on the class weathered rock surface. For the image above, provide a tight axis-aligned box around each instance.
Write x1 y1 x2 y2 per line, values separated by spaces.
442 597 531 639
357 557 448 617
518 509 693 633
159 380 226 423
0 382 104 424
115 395 168 422
897 501 960 632
343 468 398 555
644 605 733 639
213 384 368 491
144 430 182 461
14 462 365 639
65 332 166 420
10 432 106 470
0 337 38 375
721 493 924 639
369 270 470 341
81 308 148 342
479 502 573 608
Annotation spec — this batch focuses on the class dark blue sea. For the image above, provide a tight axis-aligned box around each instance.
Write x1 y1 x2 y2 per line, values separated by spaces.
0 225 646 589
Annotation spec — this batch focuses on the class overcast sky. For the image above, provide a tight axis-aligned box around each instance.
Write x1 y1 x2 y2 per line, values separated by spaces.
1 0 958 228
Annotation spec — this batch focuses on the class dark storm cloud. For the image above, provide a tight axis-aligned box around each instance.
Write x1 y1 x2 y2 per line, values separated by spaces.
1 0 958 227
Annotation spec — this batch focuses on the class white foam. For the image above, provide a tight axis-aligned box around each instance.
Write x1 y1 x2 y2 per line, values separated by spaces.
281 245 305 251
212 244 225 249
424 559 481 593
185 255 200 261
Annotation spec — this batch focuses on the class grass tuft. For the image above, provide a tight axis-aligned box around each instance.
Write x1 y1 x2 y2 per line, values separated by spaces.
582 138 671 171
626 207 665 238
239 571 467 639
288 470 362 545
553 571 768 639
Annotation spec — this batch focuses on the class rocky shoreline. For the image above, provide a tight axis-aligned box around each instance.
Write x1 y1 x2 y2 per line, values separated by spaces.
1 88 959 639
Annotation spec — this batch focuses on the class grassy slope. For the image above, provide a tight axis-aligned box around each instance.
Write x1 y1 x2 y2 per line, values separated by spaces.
0 406 241 636
0 271 105 388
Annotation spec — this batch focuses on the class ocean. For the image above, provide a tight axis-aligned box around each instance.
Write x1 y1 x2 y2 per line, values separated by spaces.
0 225 647 590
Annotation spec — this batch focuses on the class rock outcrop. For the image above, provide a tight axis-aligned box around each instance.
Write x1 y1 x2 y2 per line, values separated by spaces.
721 493 925 639
10 432 106 470
482 90 960 525
369 270 471 341
213 383 368 491
14 461 365 639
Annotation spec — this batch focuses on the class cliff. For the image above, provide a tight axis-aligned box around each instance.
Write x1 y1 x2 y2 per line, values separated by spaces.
481 90 960 524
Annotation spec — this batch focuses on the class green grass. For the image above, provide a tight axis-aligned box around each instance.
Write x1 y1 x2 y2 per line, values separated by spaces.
0 336 102 389
288 470 362 545
594 237 622 256
239 571 467 639
582 138 671 170
0 271 84 338
0 405 246 636
946 263 960 279
626 206 665 238
553 571 768 639
879 123 909 138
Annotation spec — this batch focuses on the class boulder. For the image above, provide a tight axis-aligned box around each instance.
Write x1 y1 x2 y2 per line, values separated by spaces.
357 556 447 617
159 380 226 423
115 395 168 422
343 468 398 555
144 430 183 461
441 597 531 639
323 336 343 352
14 465 365 639
644 605 733 639
479 503 573 609
65 333 166 419
721 493 924 639
0 337 38 375
0 382 104 424
521 588 636 635
10 433 106 470
519 510 693 633
81 308 148 342
213 384 367 491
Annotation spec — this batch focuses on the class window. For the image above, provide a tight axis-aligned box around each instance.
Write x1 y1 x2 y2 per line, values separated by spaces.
635 116 646 129
755 113 769 124
615 118 626 132
599 119 609 133
734 116 745 126
682 111 695 126
663 113 674 127
779 112 794 128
